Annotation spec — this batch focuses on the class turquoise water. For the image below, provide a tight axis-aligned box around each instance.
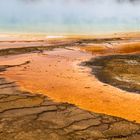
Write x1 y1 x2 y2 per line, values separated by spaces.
0 0 140 34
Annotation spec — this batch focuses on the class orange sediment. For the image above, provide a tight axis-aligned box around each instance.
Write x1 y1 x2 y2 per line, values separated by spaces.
0 34 140 123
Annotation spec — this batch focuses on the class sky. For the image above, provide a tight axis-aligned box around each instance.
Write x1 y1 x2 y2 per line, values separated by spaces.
0 0 140 34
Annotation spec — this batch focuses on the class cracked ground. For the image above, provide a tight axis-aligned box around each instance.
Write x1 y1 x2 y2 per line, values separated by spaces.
0 37 140 140
0 67 140 140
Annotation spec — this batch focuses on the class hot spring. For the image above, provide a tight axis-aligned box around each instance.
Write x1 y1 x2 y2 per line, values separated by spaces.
0 0 140 34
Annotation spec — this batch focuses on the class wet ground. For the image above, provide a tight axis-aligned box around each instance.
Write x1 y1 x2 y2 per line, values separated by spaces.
1 65 140 140
83 54 140 93
0 34 140 139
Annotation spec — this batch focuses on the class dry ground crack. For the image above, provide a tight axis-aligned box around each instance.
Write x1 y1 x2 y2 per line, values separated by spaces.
0 66 140 140
0 39 140 140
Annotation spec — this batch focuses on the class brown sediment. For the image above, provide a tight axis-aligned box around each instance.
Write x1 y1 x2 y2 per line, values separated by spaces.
83 54 140 93
81 41 140 55
116 42 140 53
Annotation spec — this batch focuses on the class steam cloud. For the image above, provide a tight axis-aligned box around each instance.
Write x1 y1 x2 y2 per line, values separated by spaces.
0 0 140 34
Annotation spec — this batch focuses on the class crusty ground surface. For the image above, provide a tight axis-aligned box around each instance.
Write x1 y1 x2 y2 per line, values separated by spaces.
0 70 140 140
0 34 140 139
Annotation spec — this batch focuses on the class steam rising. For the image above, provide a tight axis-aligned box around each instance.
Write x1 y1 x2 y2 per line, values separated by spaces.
0 0 140 34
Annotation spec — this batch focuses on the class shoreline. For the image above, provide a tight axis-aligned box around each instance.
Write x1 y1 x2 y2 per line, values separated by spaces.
1 31 140 40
